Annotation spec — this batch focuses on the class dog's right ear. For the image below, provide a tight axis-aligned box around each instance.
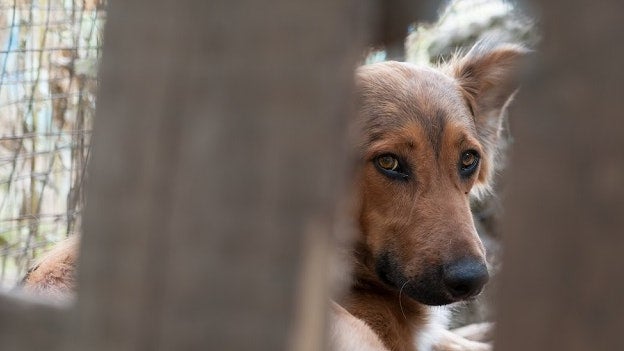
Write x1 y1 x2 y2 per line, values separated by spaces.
447 42 530 188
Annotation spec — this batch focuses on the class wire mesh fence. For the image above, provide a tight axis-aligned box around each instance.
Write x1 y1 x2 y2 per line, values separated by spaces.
0 0 105 287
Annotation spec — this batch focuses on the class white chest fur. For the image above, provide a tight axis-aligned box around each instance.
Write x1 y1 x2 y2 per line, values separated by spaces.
414 307 451 351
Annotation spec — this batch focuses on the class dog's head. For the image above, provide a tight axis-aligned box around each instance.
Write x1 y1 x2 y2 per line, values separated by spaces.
354 43 527 306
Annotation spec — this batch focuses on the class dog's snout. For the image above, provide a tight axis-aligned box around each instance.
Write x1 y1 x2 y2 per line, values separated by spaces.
443 258 489 300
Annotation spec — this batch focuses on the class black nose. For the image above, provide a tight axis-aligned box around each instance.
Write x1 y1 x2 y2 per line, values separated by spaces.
443 258 489 300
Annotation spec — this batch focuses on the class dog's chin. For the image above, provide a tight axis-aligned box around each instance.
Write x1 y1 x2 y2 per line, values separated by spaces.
375 252 457 306
400 282 456 306
383 273 458 306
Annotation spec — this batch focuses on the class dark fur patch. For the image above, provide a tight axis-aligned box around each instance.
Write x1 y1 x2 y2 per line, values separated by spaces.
375 251 453 306
420 109 447 158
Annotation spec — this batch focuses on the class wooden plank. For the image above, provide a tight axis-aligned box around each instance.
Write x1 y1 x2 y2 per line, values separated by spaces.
71 0 370 350
496 1 624 350
0 292 68 350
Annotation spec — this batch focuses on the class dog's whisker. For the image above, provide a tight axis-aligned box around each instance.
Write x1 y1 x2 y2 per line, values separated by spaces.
399 279 411 321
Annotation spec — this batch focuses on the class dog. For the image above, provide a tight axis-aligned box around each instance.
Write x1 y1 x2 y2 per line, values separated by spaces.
330 41 527 351
20 235 78 301
21 41 526 351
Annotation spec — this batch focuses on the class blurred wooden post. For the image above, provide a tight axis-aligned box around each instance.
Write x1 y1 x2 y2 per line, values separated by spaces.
0 293 67 350
70 0 369 350
496 1 624 350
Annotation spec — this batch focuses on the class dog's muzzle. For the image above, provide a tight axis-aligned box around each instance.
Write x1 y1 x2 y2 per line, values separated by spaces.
375 252 489 306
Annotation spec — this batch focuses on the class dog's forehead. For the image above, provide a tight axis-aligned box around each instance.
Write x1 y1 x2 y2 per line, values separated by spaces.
356 61 475 147
357 61 468 119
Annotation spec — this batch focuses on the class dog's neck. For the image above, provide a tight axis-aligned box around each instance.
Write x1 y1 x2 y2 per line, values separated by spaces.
340 241 428 351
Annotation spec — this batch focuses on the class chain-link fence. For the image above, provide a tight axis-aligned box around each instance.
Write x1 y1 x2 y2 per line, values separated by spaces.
0 0 105 287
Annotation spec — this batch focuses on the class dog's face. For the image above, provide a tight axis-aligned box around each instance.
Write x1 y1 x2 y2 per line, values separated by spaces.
354 45 526 306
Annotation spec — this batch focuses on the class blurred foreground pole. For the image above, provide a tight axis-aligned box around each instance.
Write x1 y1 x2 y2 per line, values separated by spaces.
72 0 370 350
0 293 67 350
497 1 624 350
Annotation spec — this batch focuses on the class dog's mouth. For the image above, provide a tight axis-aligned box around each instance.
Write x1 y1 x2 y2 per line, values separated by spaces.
375 252 488 306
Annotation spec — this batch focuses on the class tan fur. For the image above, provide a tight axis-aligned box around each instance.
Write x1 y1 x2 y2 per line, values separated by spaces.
331 301 390 351
21 235 79 301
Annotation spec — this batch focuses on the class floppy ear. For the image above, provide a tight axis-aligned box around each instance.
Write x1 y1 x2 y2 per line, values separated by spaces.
449 43 529 189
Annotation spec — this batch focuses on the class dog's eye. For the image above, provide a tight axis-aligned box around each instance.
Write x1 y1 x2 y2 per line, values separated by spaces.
375 155 408 180
459 150 480 178
377 155 399 171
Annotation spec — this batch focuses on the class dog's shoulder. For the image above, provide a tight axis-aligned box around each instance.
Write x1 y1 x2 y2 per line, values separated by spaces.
330 301 389 351
21 235 79 301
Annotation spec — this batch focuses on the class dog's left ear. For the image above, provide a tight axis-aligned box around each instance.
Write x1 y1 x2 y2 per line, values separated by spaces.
449 43 530 187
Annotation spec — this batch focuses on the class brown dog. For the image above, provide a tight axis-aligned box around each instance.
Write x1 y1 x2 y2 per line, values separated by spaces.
331 42 527 351
22 42 526 351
